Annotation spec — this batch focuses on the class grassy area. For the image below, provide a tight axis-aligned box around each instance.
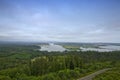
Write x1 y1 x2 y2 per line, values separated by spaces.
62 45 80 51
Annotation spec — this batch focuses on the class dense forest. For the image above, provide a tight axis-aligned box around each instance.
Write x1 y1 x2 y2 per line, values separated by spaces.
0 44 120 80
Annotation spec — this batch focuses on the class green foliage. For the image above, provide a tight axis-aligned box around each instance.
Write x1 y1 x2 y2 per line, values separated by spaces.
0 75 11 80
10 53 31 59
93 68 120 80
0 44 120 80
68 70 80 78
42 74 56 80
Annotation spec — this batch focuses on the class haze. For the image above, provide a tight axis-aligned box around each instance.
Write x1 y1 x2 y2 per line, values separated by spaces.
0 0 120 43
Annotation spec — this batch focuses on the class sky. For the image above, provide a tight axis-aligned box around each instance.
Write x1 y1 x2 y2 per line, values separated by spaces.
0 0 120 43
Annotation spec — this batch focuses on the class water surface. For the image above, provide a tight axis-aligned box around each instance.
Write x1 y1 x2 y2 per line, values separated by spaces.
80 45 120 52
40 43 66 52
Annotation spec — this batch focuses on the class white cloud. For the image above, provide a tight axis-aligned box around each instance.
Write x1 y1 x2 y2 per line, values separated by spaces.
0 0 120 43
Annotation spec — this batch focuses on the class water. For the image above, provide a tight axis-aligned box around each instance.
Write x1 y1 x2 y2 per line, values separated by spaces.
39 43 120 52
80 45 120 52
39 43 66 52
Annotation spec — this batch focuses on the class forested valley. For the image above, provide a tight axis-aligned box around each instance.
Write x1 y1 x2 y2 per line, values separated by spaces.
0 44 120 80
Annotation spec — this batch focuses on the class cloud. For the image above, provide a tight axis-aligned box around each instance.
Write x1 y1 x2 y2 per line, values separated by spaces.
0 0 120 42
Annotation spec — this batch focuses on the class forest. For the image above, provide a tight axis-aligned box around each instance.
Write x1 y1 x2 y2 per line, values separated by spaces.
0 44 120 80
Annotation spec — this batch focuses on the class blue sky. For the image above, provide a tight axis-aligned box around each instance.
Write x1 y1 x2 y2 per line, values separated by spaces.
0 0 120 42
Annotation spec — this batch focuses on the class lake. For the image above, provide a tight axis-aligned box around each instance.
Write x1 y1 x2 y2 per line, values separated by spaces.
39 43 120 52
80 45 120 52
39 43 66 52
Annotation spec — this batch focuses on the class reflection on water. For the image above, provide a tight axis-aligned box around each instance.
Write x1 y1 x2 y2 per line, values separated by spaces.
80 45 120 52
39 43 120 52
40 43 66 52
